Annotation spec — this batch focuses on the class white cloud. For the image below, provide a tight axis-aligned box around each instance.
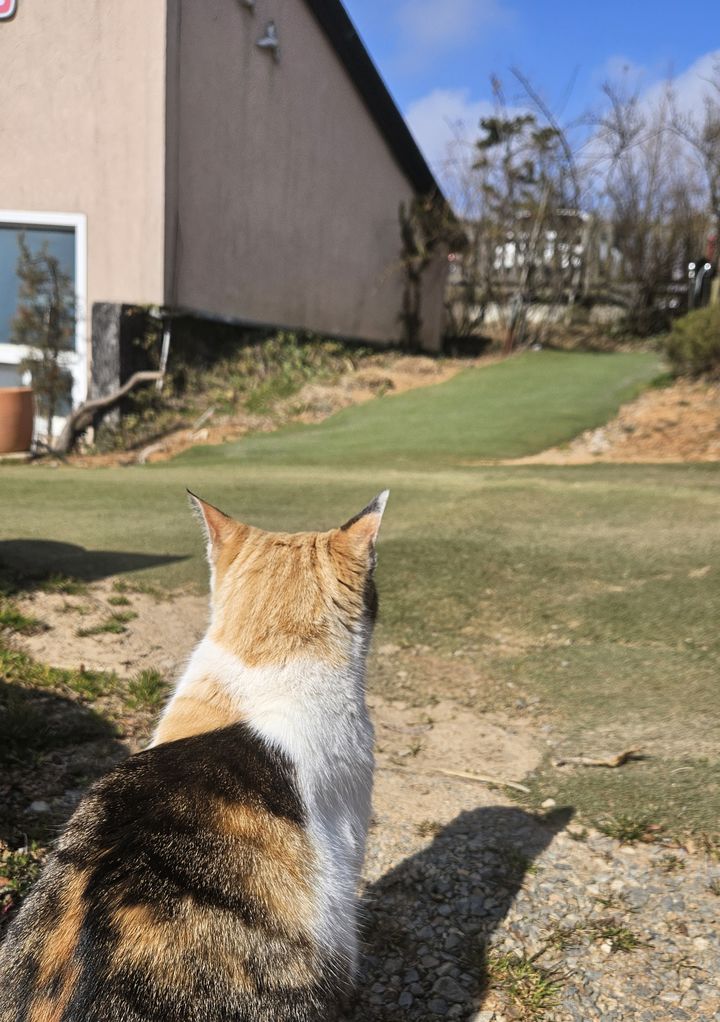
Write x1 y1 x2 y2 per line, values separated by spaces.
406 87 496 170
646 49 720 114
599 49 720 114
395 0 511 69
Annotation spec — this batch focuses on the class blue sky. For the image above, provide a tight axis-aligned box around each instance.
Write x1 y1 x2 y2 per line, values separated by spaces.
343 0 719 172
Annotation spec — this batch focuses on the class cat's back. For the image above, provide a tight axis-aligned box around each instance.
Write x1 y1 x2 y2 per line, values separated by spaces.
0 492 388 1021
0 724 343 1022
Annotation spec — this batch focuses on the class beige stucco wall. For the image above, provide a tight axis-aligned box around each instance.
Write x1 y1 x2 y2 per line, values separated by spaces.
165 0 446 347
0 0 167 317
1 0 447 369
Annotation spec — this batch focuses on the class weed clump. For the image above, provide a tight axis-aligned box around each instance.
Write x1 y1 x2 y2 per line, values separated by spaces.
597 814 658 844
591 921 648 953
0 843 45 926
77 611 137 637
0 642 117 701
0 600 46 636
487 950 563 1019
126 669 168 711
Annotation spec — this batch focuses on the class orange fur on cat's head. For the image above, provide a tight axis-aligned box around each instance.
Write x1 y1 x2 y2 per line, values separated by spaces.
187 491 388 667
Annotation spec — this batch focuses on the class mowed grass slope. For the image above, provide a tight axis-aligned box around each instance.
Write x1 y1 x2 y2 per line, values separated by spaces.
1 350 718 836
175 350 661 468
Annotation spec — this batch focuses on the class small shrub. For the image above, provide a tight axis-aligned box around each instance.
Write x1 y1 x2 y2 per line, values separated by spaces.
664 305 720 378
94 329 368 452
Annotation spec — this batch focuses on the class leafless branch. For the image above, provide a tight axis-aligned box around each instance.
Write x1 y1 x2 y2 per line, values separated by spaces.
54 371 164 455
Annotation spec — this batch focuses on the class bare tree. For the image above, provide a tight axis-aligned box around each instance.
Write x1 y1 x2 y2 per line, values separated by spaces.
594 80 704 331
443 74 588 353
442 64 714 346
440 121 495 341
398 195 462 349
670 59 720 249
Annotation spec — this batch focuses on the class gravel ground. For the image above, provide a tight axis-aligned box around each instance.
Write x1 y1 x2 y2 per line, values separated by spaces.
342 779 720 1022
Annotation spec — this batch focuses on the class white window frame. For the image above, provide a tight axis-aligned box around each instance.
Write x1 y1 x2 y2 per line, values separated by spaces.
0 209 88 409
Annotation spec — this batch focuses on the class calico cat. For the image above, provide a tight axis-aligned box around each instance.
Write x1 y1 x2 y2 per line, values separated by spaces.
0 490 388 1022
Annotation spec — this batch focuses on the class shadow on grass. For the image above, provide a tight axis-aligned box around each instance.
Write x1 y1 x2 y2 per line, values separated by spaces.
0 680 125 848
343 805 573 1020
0 540 186 590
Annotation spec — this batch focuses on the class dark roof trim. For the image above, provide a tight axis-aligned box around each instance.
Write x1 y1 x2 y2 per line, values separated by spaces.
302 0 444 202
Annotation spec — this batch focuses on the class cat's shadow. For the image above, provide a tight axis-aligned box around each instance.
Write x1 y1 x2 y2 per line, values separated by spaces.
344 804 573 1020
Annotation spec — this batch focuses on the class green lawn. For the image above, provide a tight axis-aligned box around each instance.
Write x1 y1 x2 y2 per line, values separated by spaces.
2 349 719 837
175 350 661 468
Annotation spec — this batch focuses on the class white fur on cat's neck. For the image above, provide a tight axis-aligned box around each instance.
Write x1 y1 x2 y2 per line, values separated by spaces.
156 633 374 973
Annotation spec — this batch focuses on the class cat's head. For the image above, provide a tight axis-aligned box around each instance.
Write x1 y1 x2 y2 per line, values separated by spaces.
188 492 388 667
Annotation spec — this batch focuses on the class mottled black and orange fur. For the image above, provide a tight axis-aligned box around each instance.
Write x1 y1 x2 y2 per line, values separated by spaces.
0 726 344 1021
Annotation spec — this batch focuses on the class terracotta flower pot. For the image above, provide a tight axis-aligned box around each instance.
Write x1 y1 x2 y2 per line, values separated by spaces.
0 387 35 454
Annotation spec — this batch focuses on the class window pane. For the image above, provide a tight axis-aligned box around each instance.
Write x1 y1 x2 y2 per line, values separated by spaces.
0 224 76 347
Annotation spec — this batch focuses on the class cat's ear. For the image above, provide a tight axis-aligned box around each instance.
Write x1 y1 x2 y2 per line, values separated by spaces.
187 490 237 553
339 490 389 550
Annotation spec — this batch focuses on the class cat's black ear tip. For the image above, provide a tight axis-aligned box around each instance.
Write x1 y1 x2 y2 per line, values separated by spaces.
361 490 390 515
366 492 389 543
367 490 390 515
341 490 390 532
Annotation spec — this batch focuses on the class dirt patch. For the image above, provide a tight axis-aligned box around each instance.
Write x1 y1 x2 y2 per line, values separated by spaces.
511 377 720 465
372 695 539 782
69 354 492 468
370 693 541 839
16 581 208 678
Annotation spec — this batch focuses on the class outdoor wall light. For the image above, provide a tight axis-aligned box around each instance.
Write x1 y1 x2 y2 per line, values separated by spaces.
256 20 279 61
239 0 255 10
